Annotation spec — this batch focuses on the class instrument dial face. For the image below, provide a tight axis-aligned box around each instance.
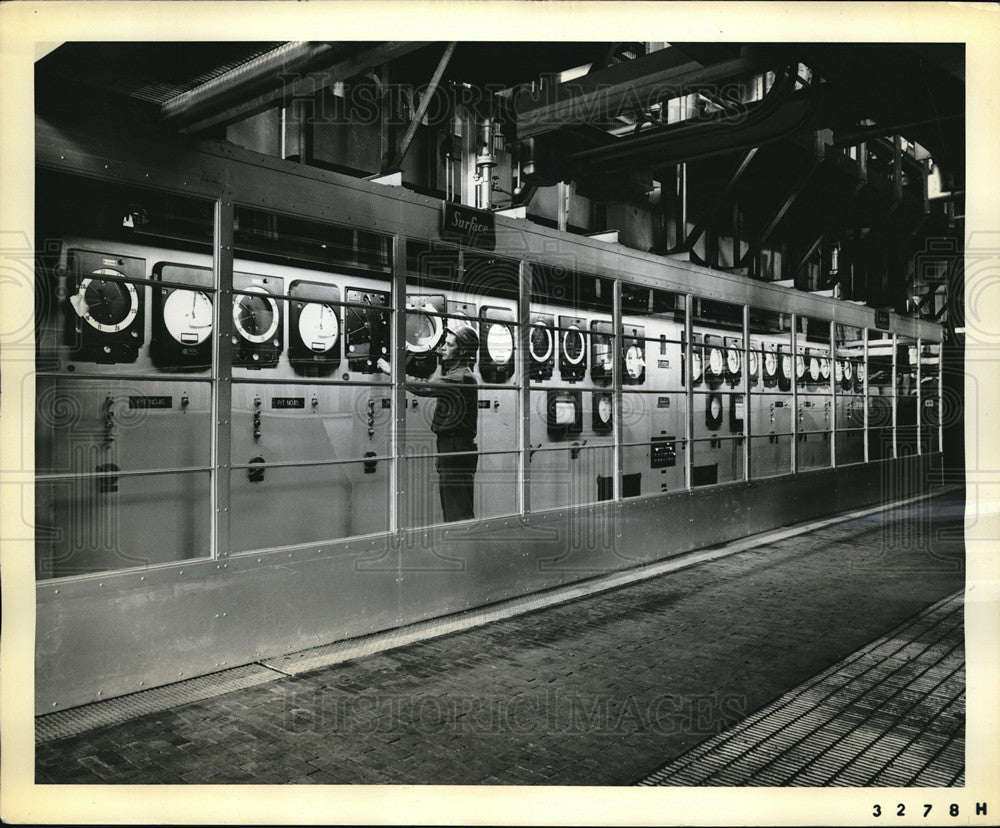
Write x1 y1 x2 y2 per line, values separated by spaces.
163 288 213 345
835 359 844 382
298 302 339 353
796 354 806 379
486 324 515 363
529 322 553 362
749 350 759 377
808 356 820 381
820 358 831 379
709 348 724 376
405 304 443 352
856 361 867 382
624 344 645 379
710 395 723 419
781 354 792 379
691 350 703 381
233 288 279 344
597 394 613 423
727 348 741 374
764 351 777 377
843 359 854 380
73 272 139 333
563 326 585 364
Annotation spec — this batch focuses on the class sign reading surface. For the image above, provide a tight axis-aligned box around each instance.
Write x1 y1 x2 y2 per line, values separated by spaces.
441 202 496 251
874 309 891 330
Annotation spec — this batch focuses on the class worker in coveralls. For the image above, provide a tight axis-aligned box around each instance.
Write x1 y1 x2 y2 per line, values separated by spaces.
381 324 480 522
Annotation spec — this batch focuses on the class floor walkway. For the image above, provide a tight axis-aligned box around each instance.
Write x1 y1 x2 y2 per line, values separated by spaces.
35 487 965 786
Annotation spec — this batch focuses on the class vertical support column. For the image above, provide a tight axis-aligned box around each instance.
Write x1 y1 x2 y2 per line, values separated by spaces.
891 332 898 459
742 304 750 480
937 341 943 457
863 327 870 463
557 181 570 232
684 293 693 490
916 337 923 455
391 234 407 533
517 259 532 515
790 313 799 474
612 278 623 500
212 199 235 560
828 319 837 468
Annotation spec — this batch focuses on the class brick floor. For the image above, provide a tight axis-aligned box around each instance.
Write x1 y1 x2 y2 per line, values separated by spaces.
35 489 965 785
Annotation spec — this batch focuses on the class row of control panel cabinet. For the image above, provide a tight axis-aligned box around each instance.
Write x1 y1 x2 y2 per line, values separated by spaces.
59 248 869 393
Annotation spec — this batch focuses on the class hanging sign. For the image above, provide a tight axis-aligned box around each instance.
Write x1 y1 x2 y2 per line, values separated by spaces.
441 202 496 251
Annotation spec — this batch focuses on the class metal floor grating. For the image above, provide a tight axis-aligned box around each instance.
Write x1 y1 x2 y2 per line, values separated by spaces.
637 590 966 787
35 663 285 744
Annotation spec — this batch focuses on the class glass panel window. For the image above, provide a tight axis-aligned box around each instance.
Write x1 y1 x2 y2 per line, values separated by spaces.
835 429 865 465
920 342 942 453
621 286 687 391
896 335 919 456
692 437 745 486
798 316 833 394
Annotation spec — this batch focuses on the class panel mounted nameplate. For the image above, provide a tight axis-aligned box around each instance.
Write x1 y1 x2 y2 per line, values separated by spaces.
441 202 496 251
128 396 172 409
272 397 305 409
657 360 670 369
657 396 671 408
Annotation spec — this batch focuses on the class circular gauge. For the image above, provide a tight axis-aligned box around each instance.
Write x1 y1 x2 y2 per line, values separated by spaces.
727 348 741 375
486 323 515 364
529 321 553 362
624 344 645 379
298 302 339 353
843 359 854 380
834 359 844 382
691 349 703 381
163 288 212 345
405 303 443 352
73 273 139 333
710 395 723 420
780 353 791 379
808 356 820 382
749 350 759 377
820 358 831 380
795 354 806 380
563 326 585 365
763 350 777 377
709 348 724 376
856 361 867 383
597 394 613 424
233 287 279 344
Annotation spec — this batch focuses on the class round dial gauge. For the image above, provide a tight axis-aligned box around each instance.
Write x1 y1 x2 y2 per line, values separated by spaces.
624 344 645 379
597 394 613 424
298 302 339 353
749 350 759 377
834 359 844 382
763 350 778 377
843 359 854 380
163 288 212 345
709 348 724 376
855 361 867 383
795 354 806 379
691 350 703 381
529 322 553 362
563 326 585 365
781 354 792 379
808 356 820 381
820 358 831 379
710 395 723 419
486 324 515 363
727 348 741 374
72 272 139 333
233 288 279 344
405 304 443 352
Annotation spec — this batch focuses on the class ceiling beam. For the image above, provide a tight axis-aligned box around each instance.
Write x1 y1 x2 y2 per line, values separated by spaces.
162 41 431 134
515 48 776 139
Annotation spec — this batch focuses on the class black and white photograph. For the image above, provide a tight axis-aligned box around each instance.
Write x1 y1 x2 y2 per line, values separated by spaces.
1 2 998 825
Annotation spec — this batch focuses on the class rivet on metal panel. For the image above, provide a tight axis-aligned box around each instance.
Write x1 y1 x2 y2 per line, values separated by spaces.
52 702 57 707
139 681 144 686
53 589 59 594
179 570 183 575
99 582 103 588
140 576 145 581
